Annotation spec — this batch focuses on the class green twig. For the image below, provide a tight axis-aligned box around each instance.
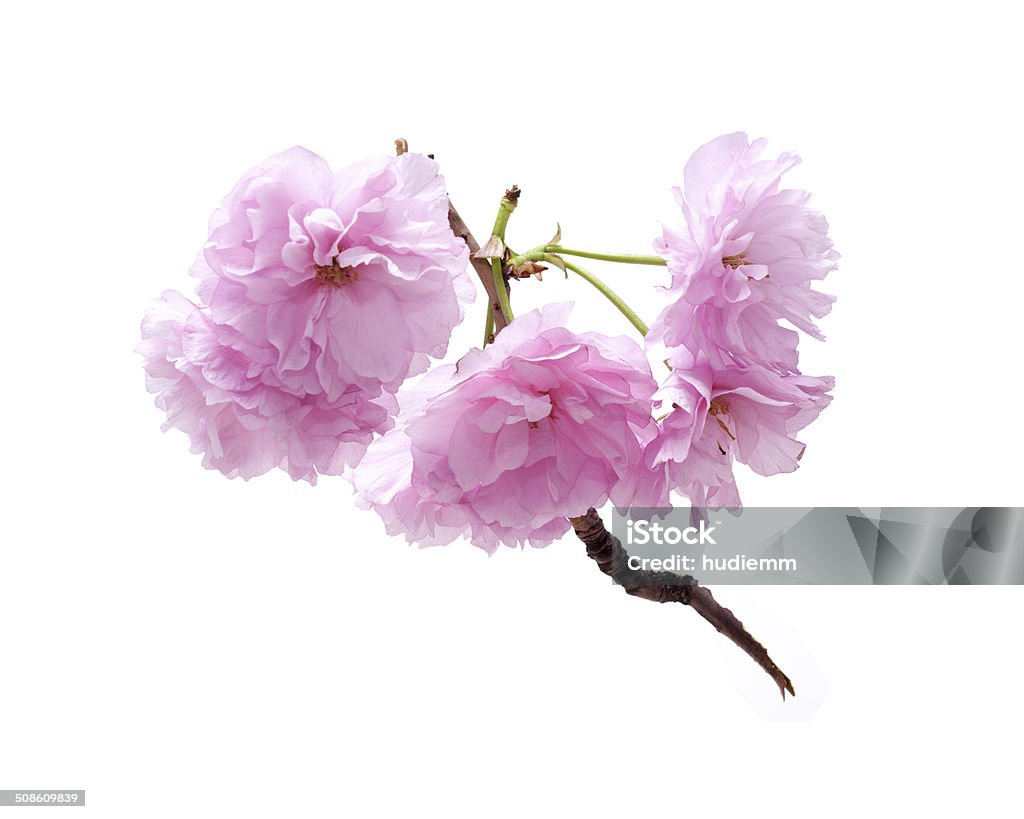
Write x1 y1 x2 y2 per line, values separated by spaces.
482 189 519 326
510 245 666 268
545 246 666 266
483 304 495 346
553 256 649 337
491 258 513 323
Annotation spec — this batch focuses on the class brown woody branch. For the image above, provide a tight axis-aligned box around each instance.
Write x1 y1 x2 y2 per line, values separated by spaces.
447 199 510 336
436 162 795 699
569 508 795 699
396 138 510 336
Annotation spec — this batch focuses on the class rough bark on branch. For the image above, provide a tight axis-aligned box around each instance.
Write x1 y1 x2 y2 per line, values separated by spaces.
569 507 796 699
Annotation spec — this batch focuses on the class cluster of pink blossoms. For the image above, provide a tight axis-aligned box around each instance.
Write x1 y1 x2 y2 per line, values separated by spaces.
642 133 838 508
352 304 663 551
143 134 836 550
139 147 473 482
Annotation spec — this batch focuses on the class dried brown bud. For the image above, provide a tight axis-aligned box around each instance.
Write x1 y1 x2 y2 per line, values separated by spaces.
510 261 547 281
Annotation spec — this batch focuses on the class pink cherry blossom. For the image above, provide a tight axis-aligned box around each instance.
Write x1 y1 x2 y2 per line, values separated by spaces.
643 347 833 509
352 305 661 552
139 291 393 483
652 132 838 372
192 147 474 400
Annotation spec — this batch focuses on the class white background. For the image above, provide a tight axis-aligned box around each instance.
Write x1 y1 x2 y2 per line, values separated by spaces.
2 1 1022 816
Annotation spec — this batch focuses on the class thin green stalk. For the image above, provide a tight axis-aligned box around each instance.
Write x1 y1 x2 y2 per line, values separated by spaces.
491 258 514 323
483 304 495 346
554 256 649 337
545 246 666 266
482 189 519 327
490 196 517 239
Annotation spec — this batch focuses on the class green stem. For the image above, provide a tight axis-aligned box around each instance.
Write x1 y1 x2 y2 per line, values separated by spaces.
490 196 517 239
483 305 495 346
546 246 666 266
484 190 519 326
553 256 649 337
509 246 666 268
491 258 513 323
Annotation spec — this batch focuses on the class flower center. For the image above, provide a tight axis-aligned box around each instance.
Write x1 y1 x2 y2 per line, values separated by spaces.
723 252 766 281
708 397 736 450
314 255 359 288
529 391 558 428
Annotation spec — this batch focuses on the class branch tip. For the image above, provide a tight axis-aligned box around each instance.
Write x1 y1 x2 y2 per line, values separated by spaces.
569 508 796 699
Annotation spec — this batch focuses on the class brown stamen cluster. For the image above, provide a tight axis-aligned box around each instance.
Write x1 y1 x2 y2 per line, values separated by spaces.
709 397 729 416
723 252 768 281
708 396 736 451
314 256 359 288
